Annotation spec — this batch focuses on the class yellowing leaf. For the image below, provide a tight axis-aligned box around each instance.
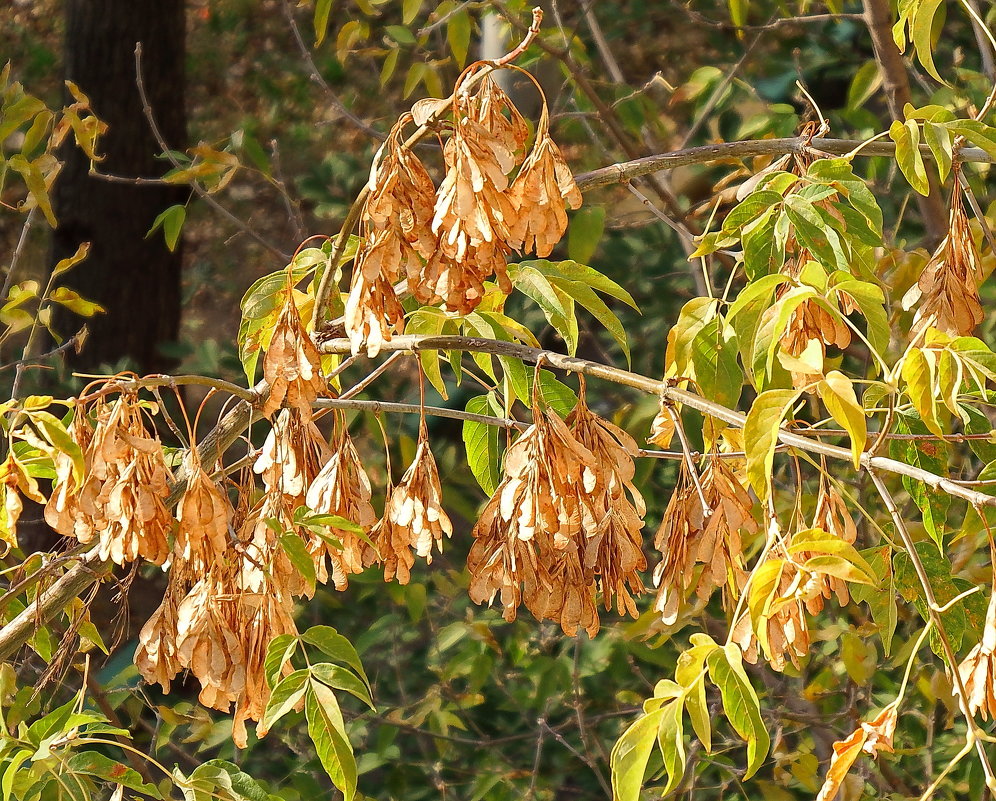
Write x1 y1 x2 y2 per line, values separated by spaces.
889 120 929 196
902 347 943 436
815 725 867 801
611 707 666 801
744 388 801 501
818 371 866 467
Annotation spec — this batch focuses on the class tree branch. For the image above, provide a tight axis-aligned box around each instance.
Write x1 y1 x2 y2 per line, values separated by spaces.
861 0 949 241
318 333 996 508
573 137 994 192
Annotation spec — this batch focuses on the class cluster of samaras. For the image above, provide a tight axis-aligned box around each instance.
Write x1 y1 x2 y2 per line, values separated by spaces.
344 64 581 356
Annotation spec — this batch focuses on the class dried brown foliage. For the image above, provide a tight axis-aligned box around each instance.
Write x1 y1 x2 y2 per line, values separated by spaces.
803 480 858 614
468 399 601 635
958 589 996 720
568 388 647 619
304 417 380 589
733 541 812 672
261 289 327 420
906 187 984 338
653 459 756 625
373 421 452 584
47 394 172 565
344 65 581 355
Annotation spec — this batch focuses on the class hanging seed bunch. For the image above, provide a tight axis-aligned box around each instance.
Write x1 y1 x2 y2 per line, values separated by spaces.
467 395 601 634
174 452 234 573
905 184 985 338
254 408 333 509
46 391 172 565
137 472 301 748
304 413 380 589
262 287 327 420
345 65 582 356
373 419 452 585
801 478 858 614
777 258 853 390
653 458 757 625
566 383 647 620
958 590 996 720
732 539 812 672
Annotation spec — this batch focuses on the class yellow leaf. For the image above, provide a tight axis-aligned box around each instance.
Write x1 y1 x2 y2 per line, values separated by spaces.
818 371 866 468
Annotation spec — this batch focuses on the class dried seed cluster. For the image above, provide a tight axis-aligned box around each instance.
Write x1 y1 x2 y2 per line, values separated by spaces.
468 391 647 636
653 459 756 625
905 187 985 338
344 66 582 356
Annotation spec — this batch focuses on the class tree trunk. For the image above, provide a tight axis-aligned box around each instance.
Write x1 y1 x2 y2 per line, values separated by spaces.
52 0 186 374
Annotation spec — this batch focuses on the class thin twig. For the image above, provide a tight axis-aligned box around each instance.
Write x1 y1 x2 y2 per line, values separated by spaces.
280 0 387 142
134 43 291 263
869 470 996 790
319 333 996 509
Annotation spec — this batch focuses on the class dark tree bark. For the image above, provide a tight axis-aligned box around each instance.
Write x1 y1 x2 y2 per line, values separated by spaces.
52 0 187 373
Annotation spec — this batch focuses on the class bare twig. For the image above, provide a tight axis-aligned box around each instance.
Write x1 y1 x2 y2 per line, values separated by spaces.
280 0 387 142
574 136 994 192
134 44 291 263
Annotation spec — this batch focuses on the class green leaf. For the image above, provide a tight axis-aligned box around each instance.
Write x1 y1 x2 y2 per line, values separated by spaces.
259 668 309 734
889 120 929 195
463 395 502 495
547 275 631 364
726 274 786 385
722 190 783 232
691 317 741 409
148 204 186 252
301 626 369 687
895 541 967 655
846 60 881 111
314 0 334 45
744 388 801 501
667 297 717 379
833 279 889 360
403 0 423 24
610 707 666 801
924 122 952 182
386 25 416 45
510 264 577 354
306 681 358 801
706 645 768 779
407 308 450 399
310 663 375 709
946 120 996 159
195 761 276 801
279 533 316 595
263 633 298 689
521 259 638 309
852 546 897 654
911 0 945 82
657 700 686 796
447 10 471 67
2 750 32 801
784 195 847 273
889 414 950 549
818 371 867 467
64 752 164 798
567 206 606 264
740 209 781 279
